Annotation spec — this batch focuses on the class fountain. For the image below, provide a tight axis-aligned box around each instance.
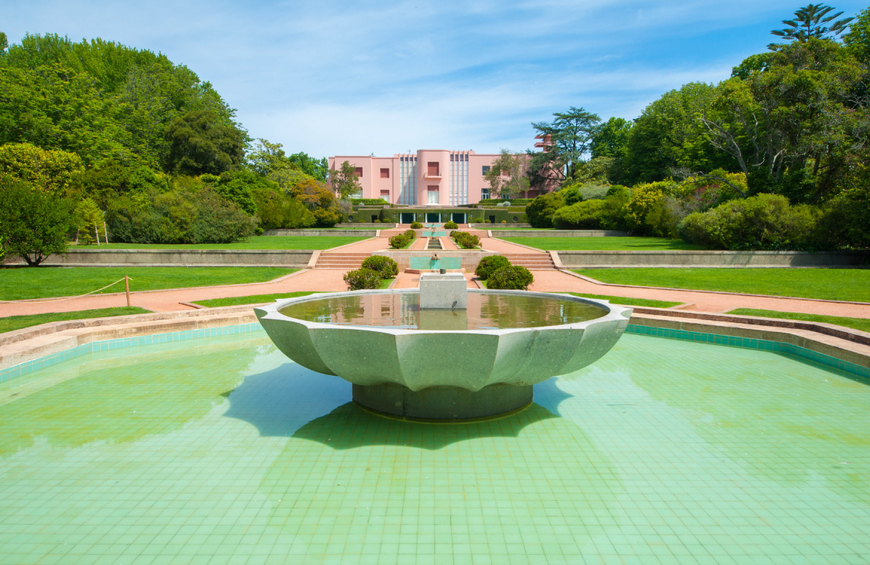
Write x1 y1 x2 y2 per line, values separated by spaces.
255 274 631 420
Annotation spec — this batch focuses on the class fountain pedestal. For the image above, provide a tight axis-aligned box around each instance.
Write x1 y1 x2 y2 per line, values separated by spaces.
353 383 532 420
419 272 467 309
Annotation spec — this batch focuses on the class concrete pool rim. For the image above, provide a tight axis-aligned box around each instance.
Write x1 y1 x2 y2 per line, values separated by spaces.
1 305 868 385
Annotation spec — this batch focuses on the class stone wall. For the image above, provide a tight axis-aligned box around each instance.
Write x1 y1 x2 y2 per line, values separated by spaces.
491 230 628 237
3 249 313 268
557 250 868 268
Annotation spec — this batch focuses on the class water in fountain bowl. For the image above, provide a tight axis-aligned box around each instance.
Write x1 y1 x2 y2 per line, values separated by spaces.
278 292 608 331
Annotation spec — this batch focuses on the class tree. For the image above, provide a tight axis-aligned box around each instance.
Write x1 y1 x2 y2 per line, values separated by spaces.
698 38 866 202
844 6 870 64
294 178 343 227
770 4 854 47
0 176 77 265
329 161 362 199
165 108 246 175
287 151 328 182
246 139 288 176
75 198 106 244
0 143 84 196
532 107 601 180
591 117 632 159
483 150 531 199
622 83 725 184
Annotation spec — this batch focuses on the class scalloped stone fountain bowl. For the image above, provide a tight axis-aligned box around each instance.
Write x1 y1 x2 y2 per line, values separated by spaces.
255 289 632 420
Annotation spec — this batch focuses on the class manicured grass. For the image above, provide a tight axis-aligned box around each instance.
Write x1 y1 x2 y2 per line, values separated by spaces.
0 307 152 334
501 237 704 251
379 277 395 289
486 227 554 231
564 292 682 308
85 236 366 251
727 308 870 334
0 267 296 301
193 291 319 308
575 268 870 302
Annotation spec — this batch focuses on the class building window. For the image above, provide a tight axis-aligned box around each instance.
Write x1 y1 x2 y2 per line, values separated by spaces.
380 168 389 178
354 167 363 177
482 166 490 175
427 162 439 176
481 188 490 199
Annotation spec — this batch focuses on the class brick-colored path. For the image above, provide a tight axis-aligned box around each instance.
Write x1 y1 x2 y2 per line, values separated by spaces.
2 235 869 319
529 269 870 318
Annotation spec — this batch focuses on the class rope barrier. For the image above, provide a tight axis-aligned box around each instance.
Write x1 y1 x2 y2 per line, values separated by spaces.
0 277 132 304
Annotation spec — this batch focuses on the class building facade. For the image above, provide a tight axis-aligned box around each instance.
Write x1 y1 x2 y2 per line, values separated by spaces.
328 150 503 206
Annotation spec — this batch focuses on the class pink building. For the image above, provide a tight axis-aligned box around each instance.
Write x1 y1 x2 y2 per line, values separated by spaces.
328 150 503 206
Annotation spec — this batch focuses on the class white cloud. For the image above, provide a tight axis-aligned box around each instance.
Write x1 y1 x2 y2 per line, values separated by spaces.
2 0 867 158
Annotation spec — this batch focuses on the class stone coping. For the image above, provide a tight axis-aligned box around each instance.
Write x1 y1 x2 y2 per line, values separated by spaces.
1 301 867 380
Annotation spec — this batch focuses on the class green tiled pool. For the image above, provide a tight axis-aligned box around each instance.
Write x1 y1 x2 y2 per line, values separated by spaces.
1 328 868 564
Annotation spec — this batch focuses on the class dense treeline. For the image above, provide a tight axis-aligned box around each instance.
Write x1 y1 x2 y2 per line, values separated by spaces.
528 5 870 250
0 32 337 264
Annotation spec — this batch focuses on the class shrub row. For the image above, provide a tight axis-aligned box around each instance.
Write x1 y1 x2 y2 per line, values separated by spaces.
680 193 819 250
474 255 511 280
389 231 415 249
473 255 534 290
344 256 400 290
451 231 480 249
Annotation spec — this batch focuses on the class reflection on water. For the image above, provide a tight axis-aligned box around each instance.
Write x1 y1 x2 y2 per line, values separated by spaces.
279 292 607 330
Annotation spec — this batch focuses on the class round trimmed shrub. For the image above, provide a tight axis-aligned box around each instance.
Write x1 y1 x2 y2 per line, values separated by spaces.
475 255 512 280
486 265 534 291
389 234 410 249
451 231 480 249
343 268 383 290
404 229 416 239
444 220 458 229
361 255 398 278
410 221 423 229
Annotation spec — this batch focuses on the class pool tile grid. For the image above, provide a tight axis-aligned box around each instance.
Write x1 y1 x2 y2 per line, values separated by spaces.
0 323 263 385
0 336 870 564
2 334 870 564
627 323 870 380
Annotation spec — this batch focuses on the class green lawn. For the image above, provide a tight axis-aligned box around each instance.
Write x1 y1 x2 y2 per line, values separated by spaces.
0 267 296 301
501 237 703 251
0 307 152 334
486 227 555 231
83 236 366 251
727 308 870 334
193 291 319 308
575 268 870 302
564 292 682 308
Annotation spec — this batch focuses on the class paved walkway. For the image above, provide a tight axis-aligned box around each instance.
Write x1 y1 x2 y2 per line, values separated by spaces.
528 269 870 318
2 234 869 320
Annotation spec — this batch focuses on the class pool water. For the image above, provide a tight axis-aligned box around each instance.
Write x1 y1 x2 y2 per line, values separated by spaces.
0 331 868 564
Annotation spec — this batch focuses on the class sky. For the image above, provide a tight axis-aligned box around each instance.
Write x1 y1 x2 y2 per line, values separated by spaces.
2 0 867 158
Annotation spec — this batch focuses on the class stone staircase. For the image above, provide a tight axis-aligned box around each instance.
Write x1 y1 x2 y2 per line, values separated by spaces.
315 253 369 269
499 253 556 270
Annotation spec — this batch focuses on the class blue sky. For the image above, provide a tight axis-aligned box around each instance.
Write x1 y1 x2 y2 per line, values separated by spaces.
2 1 867 158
